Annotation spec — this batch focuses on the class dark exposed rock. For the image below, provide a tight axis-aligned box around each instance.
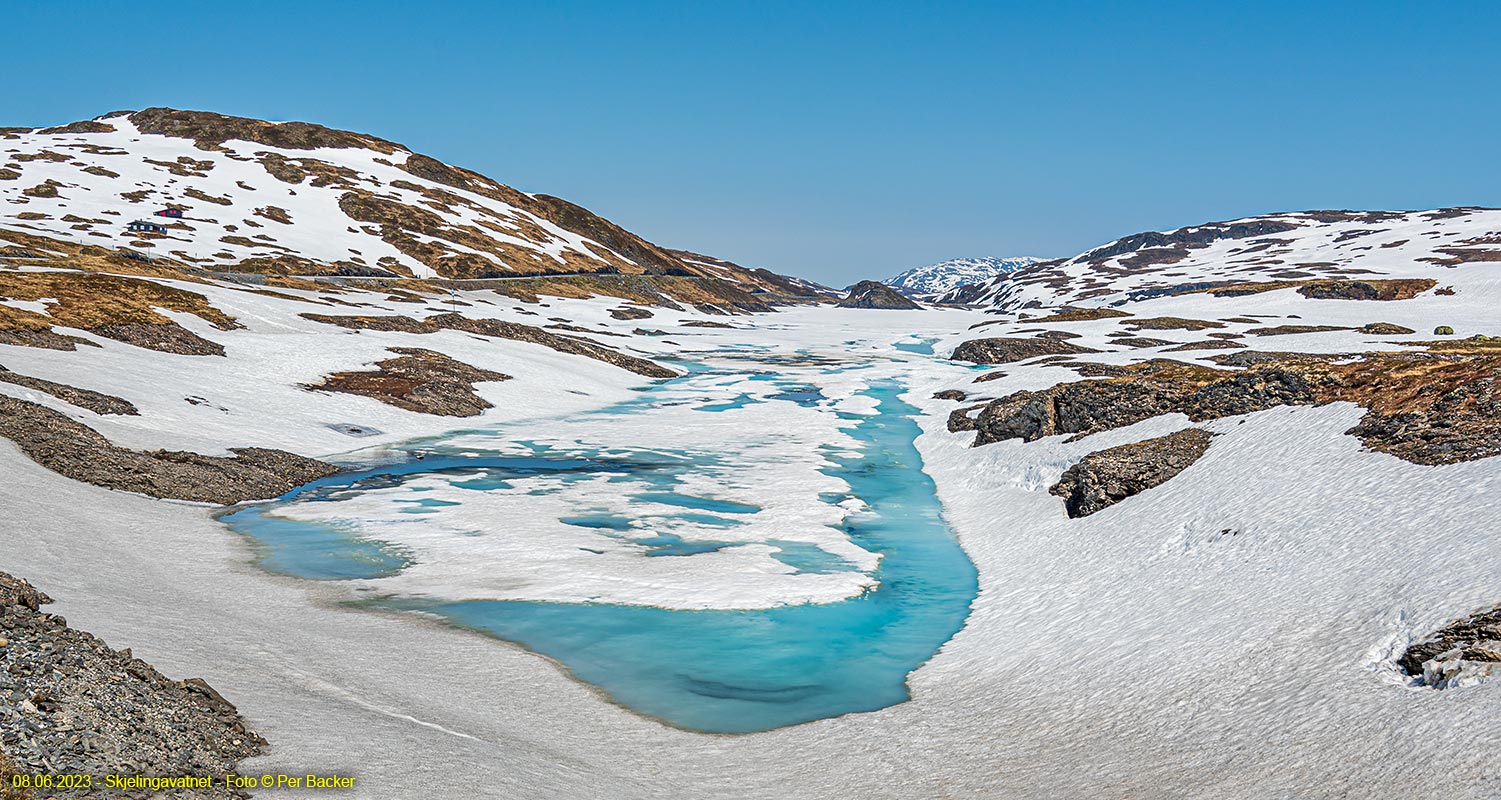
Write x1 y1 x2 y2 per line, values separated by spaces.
1029 307 1132 323
305 347 510 417
1163 339 1247 352
300 313 433 334
972 371 1006 383
88 322 226 356
947 404 986 432
1359 322 1416 335
836 281 922 310
1206 351 1350 368
1049 428 1214 517
0 395 337 503
0 366 137 415
0 329 97 351
608 306 654 320
1123 316 1226 331
1244 324 1350 336
425 313 676 378
128 107 400 153
932 389 968 401
951 336 1099 364
1113 336 1174 348
1296 278 1437 300
1080 220 1301 264
1036 330 1082 340
0 571 264 798
1398 606 1501 688
298 312 676 378
969 352 1501 465
681 320 736 328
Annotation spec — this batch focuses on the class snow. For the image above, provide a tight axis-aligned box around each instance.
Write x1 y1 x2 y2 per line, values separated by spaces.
1 199 1499 796
0 116 634 277
952 209 1501 311
882 256 1047 300
3 301 1498 798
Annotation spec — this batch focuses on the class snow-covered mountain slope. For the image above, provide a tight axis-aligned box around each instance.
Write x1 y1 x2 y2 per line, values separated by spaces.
883 256 1045 300
0 108 821 307
939 209 1501 309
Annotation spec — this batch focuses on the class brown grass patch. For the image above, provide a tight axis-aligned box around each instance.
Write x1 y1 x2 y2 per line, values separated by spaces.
1123 316 1226 331
0 272 238 354
1027 307 1133 323
184 187 232 206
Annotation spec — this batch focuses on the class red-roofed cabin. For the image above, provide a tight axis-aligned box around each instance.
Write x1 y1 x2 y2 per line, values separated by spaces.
153 208 184 218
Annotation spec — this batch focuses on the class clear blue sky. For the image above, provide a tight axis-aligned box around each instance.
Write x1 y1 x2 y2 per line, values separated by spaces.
6 1 1498 285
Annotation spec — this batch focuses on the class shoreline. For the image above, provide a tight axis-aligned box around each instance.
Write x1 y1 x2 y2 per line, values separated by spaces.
3 309 1498 798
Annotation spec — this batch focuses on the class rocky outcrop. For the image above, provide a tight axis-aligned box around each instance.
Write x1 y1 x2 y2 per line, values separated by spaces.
298 312 676 378
836 281 922 310
1080 220 1301 264
305 347 510 417
608 306 654 320
950 336 1100 364
1359 322 1416 335
0 395 337 504
1398 606 1501 688
0 273 240 356
1204 278 1437 300
424 313 676 378
1049 429 1214 517
0 366 137 415
968 351 1501 465
0 572 265 798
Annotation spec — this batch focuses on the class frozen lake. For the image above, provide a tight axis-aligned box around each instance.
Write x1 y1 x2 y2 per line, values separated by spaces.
220 345 977 733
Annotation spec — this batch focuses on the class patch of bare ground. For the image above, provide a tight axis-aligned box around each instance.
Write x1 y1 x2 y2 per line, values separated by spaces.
0 365 137 415
298 312 675 377
305 347 509 416
252 205 292 224
609 306 654 320
0 272 239 355
1244 324 1351 336
1359 322 1416 335
1164 339 1246 352
0 395 336 503
128 107 401 153
0 571 265 797
1049 428 1214 517
1204 278 1436 300
950 336 1100 364
969 350 1501 465
946 404 986 432
1028 307 1133 323
1398 606 1501 688
1113 337 1174 348
21 181 61 198
184 187 231 206
682 320 736 328
1124 316 1226 331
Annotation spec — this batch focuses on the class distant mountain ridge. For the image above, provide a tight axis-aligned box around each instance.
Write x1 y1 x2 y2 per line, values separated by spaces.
882 256 1047 300
935 208 1501 310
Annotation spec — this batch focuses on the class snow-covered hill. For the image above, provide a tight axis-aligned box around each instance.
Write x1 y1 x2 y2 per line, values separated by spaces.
882 256 1046 300
0 108 820 307
937 209 1501 309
